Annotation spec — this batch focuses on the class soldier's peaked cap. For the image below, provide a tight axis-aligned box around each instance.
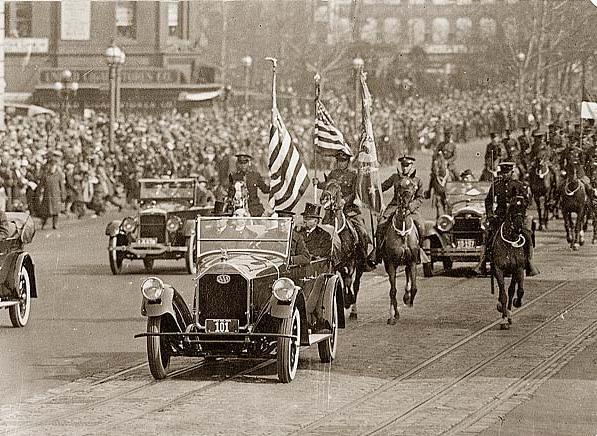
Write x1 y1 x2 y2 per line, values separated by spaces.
336 148 353 160
235 153 252 162
399 155 415 164
498 161 516 172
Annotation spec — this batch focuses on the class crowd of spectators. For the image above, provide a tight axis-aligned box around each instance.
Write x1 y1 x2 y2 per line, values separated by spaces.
0 83 584 227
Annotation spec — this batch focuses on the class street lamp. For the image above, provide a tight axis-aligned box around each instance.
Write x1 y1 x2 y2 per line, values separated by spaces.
105 43 126 153
52 69 79 125
517 52 525 104
241 55 253 108
352 57 364 138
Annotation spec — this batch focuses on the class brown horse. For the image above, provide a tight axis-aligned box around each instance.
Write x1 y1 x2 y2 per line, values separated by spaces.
560 162 587 250
428 151 450 219
528 156 555 231
320 181 368 319
380 191 419 325
490 195 528 330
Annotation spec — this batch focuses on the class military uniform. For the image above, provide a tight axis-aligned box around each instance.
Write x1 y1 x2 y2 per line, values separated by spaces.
433 130 459 180
483 135 504 177
227 169 269 217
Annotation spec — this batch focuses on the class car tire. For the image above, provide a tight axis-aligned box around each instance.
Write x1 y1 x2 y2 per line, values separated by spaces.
318 287 338 363
423 261 434 278
109 236 123 275
143 258 154 272
277 307 300 383
9 264 31 328
147 316 170 380
442 259 453 271
185 236 197 275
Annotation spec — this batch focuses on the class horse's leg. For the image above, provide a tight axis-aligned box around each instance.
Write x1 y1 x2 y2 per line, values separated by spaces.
507 275 517 325
409 262 418 306
386 263 399 325
573 211 583 250
494 268 509 330
352 265 364 319
593 209 597 244
513 268 524 309
535 195 543 231
564 212 572 244
403 264 412 306
345 269 357 319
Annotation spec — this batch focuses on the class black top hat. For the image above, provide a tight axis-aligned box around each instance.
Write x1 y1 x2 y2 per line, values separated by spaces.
498 161 516 173
301 202 322 219
212 200 227 215
235 153 252 163
398 155 415 165
275 210 295 218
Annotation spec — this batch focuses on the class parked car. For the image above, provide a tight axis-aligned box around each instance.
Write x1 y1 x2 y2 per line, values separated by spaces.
105 178 212 275
135 216 345 383
0 212 38 327
423 181 491 277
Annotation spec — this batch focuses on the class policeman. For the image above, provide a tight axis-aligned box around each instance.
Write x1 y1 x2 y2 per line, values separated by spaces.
227 153 269 217
434 127 459 180
295 203 332 260
368 156 425 265
474 162 539 277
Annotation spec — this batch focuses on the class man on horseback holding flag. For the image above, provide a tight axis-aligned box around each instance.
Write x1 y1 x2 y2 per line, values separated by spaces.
227 153 269 217
474 162 539 277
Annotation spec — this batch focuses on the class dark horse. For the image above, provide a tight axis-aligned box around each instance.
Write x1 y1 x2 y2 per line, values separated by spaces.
428 151 450 219
380 191 419 325
490 196 529 330
528 155 555 231
320 180 368 319
560 162 587 250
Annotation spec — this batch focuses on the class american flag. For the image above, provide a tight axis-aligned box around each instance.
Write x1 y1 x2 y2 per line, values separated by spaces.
356 70 384 214
314 100 352 157
268 107 310 212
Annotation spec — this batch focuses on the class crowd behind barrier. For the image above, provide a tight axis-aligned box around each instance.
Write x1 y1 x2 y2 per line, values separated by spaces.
0 84 586 225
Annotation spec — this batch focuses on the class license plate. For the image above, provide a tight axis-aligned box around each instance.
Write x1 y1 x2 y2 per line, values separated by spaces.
206 319 239 333
456 239 476 249
136 238 157 245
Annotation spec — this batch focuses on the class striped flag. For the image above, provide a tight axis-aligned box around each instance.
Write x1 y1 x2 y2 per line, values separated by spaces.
314 99 352 157
356 70 384 214
268 107 310 211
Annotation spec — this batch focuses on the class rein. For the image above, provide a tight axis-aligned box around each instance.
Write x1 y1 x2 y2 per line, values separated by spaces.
335 211 346 234
499 222 525 248
564 180 581 196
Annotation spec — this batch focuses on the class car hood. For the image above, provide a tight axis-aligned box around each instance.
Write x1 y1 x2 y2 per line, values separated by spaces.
198 252 286 280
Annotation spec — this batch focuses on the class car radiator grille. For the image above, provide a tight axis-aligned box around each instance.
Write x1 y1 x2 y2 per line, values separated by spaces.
197 274 248 324
453 216 482 234
139 214 166 243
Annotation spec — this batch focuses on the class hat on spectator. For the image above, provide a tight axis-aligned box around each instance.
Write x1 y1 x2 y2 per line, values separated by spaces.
398 155 415 165
196 175 207 184
301 202 322 219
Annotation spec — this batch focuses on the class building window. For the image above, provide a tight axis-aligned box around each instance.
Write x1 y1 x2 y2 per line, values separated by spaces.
431 0 450 4
479 17 496 39
409 0 426 4
407 18 426 46
503 17 517 43
5 2 32 38
383 18 400 43
116 1 136 39
456 0 472 4
455 17 472 43
361 17 378 43
431 17 449 44
167 1 181 37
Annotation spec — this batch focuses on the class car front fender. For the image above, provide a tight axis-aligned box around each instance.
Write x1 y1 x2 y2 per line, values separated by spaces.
182 219 195 238
0 251 37 299
270 288 305 320
105 220 121 236
141 285 188 332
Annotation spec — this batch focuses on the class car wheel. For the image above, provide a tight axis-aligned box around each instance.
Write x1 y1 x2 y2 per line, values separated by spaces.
108 236 123 275
442 259 453 271
423 261 434 278
9 264 31 328
143 258 154 272
277 307 300 383
185 235 197 275
318 287 338 363
147 316 170 380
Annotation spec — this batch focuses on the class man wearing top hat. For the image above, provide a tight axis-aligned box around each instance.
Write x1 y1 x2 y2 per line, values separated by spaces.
227 153 269 217
295 203 332 260
368 156 425 265
475 161 539 277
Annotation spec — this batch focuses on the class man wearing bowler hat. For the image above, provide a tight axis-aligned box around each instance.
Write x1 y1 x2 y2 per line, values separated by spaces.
227 153 269 217
296 203 332 260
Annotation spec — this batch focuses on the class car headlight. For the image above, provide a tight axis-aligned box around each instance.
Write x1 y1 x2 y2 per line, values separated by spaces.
141 277 164 301
166 216 182 232
121 217 136 233
436 215 454 233
272 277 297 302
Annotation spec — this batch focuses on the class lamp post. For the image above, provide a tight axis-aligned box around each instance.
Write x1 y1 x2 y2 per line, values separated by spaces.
352 57 364 138
105 43 125 153
517 52 525 105
241 55 253 108
52 69 79 126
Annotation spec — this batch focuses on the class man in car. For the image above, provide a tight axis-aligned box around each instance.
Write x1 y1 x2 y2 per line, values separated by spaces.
0 211 10 240
195 175 215 208
227 153 269 217
296 203 332 260
261 210 311 266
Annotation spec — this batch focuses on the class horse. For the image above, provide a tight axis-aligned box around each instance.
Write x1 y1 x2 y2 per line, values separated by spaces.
560 162 587 250
429 151 450 219
320 180 367 320
227 180 249 216
528 155 554 231
380 191 419 325
490 196 528 330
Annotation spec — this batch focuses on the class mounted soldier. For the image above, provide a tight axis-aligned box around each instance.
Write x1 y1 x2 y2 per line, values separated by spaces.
481 132 504 182
368 156 425 265
474 162 539 277
227 153 269 217
434 127 459 180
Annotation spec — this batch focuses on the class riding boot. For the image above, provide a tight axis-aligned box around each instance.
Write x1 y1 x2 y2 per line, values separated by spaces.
473 245 488 275
367 225 386 266
412 219 430 264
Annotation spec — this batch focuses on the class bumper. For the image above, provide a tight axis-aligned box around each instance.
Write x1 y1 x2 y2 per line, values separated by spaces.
425 247 483 262
110 243 187 257
134 331 296 343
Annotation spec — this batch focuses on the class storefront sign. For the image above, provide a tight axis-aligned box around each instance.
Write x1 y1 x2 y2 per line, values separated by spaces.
4 38 49 54
39 68 181 85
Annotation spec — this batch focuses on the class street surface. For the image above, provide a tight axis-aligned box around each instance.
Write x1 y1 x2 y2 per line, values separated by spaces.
1 139 597 435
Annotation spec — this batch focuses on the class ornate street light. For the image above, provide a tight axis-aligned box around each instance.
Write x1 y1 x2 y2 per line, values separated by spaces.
104 43 126 153
241 55 253 108
53 69 79 124
352 57 364 136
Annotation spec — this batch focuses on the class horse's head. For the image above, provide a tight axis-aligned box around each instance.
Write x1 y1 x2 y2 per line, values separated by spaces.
320 180 343 211
232 180 249 210
506 195 527 232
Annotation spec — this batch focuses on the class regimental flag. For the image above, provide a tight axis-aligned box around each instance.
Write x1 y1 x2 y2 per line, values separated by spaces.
268 107 310 211
356 70 384 214
314 99 352 157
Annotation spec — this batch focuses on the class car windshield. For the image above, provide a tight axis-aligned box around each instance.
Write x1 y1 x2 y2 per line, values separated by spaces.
197 217 291 258
139 179 195 200
446 181 491 204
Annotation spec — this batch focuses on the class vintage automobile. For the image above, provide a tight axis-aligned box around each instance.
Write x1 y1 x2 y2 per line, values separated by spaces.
105 178 212 275
134 216 345 383
0 212 38 328
423 181 491 277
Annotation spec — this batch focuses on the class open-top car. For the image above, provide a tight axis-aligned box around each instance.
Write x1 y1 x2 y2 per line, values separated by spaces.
134 216 345 383
423 181 491 277
0 212 37 327
106 178 212 275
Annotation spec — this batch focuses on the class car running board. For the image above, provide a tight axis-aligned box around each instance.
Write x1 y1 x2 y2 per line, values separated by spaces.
308 333 332 345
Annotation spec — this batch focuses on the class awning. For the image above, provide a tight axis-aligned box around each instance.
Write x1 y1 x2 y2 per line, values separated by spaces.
5 103 55 117
178 89 222 102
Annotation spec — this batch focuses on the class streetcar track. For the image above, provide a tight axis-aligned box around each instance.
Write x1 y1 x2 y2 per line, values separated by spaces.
365 285 597 435
292 279 571 434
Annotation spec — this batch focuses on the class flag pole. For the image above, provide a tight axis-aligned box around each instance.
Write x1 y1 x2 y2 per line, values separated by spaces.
314 73 321 203
265 57 277 114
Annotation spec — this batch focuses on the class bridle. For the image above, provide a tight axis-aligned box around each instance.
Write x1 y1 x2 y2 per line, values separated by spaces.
499 222 525 248
392 214 413 238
